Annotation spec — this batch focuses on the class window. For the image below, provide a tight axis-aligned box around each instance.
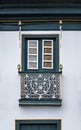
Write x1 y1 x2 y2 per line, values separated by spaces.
19 34 62 106
22 34 59 72
15 120 61 130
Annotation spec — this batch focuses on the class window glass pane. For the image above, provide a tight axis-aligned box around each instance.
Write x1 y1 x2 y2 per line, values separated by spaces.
29 62 37 69
29 48 37 54
29 40 37 47
29 55 37 61
44 48 52 53
44 62 52 68
44 55 52 60
44 41 52 46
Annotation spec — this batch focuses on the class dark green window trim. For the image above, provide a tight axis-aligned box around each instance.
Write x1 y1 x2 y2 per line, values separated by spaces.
22 34 59 73
19 99 62 106
0 6 81 31
15 119 61 130
0 21 81 31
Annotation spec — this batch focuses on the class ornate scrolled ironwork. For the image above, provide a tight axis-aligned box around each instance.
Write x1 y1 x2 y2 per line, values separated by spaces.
20 73 62 100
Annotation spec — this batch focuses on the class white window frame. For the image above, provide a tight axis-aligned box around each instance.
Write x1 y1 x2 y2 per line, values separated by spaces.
27 40 38 69
42 39 53 69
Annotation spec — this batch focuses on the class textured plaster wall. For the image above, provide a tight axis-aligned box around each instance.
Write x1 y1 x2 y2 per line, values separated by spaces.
0 31 81 130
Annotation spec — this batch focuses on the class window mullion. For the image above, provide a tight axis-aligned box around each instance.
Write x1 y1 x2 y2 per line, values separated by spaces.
38 39 42 71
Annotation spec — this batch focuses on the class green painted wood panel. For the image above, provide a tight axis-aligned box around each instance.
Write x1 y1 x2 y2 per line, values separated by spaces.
1 22 81 31
1 0 81 4
20 124 57 130
16 120 61 130
39 124 57 130
20 124 31 130
31 125 39 130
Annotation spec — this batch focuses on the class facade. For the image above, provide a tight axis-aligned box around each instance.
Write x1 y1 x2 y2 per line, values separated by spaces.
0 0 81 130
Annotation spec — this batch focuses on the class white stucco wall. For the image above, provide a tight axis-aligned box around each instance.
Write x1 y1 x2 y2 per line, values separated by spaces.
0 31 81 130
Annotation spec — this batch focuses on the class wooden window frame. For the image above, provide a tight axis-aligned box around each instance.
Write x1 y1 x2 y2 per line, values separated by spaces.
27 40 38 69
42 39 53 69
15 119 62 130
22 34 59 73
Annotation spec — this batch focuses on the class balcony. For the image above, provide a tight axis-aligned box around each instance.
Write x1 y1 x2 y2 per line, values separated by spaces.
19 72 62 106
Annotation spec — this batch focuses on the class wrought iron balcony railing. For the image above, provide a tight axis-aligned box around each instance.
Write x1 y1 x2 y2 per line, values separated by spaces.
19 72 62 106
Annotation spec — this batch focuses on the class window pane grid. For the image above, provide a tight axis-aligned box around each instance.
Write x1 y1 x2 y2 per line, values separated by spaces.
42 40 53 69
27 40 38 69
